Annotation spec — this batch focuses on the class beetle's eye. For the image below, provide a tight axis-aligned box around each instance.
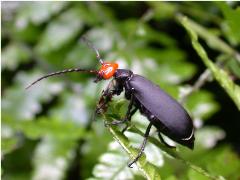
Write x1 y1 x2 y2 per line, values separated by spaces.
99 62 118 79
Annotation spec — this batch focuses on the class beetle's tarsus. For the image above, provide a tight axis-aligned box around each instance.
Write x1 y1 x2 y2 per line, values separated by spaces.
127 161 134 168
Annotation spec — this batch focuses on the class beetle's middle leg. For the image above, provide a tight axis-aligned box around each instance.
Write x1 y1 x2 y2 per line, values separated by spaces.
106 94 136 125
120 107 138 133
128 121 153 168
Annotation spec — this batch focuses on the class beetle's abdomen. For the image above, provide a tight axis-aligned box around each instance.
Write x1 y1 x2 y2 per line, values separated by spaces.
128 75 194 143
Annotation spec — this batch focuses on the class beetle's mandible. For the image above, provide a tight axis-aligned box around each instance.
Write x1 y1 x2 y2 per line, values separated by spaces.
26 36 195 167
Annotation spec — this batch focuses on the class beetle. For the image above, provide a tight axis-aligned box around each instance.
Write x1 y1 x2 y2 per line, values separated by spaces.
26 36 195 167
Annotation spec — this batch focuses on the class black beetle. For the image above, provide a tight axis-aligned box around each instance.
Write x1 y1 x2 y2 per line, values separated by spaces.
26 37 195 167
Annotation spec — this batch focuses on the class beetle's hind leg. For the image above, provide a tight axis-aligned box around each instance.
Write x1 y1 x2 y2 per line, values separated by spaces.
158 132 176 149
128 122 153 168
121 107 138 133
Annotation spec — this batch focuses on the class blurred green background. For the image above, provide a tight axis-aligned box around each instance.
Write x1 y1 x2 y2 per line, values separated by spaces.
1 2 240 180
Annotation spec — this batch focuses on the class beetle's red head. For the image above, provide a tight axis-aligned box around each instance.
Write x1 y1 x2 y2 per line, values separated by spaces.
98 62 119 80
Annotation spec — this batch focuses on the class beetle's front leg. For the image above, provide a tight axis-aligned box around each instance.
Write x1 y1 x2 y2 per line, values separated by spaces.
94 79 123 119
95 91 112 115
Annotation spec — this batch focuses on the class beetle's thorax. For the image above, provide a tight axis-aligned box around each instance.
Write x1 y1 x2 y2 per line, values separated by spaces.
114 69 133 83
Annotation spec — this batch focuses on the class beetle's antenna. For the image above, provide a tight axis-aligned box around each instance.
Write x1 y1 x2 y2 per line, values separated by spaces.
25 68 98 90
81 36 104 65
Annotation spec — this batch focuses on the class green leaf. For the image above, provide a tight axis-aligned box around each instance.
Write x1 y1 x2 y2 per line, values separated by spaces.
165 175 178 180
217 2 240 44
177 14 235 55
2 139 36 180
2 42 31 70
227 58 240 78
4 117 86 141
188 146 240 180
132 47 196 84
87 2 115 24
81 121 112 179
1 137 18 155
101 101 223 180
148 2 177 20
64 43 97 68
103 98 226 180
92 141 139 179
195 127 225 149
185 90 220 121
206 147 240 179
180 15 240 110
148 61 196 84
16 2 68 25
2 70 64 121
106 124 162 180
136 23 177 47
35 7 84 54
119 19 177 47
188 169 211 180
1 125 19 155
128 126 224 180
85 28 115 52
136 48 187 63
49 92 89 126
32 137 76 180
